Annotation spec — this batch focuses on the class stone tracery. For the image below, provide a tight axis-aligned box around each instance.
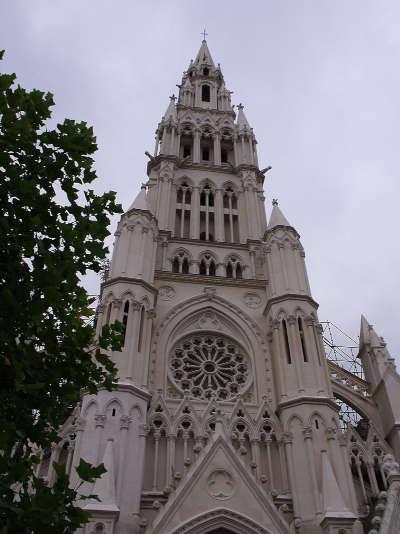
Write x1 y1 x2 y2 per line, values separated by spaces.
169 334 251 400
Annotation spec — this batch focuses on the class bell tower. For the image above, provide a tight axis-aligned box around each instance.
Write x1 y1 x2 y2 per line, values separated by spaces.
63 38 400 534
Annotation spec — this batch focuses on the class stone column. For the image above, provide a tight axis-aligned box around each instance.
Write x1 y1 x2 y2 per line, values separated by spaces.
216 262 225 277
283 432 301 522
193 129 200 163
249 248 256 279
214 187 224 241
94 413 106 465
117 415 131 498
190 186 200 239
153 133 160 156
213 133 221 165
303 426 321 515
69 417 86 487
127 301 142 381
141 309 156 388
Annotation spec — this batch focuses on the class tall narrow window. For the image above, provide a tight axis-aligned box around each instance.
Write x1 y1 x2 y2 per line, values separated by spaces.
175 183 191 238
172 257 180 273
122 301 129 345
201 84 210 102
282 320 292 364
138 306 145 352
298 317 308 362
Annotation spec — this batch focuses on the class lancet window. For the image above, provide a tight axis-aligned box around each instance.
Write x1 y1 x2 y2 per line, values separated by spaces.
298 317 308 362
199 183 215 241
171 250 190 274
220 128 234 164
122 300 130 345
200 126 213 163
138 305 146 352
225 256 243 279
175 182 191 238
179 124 193 160
282 319 292 364
201 84 210 102
223 187 239 242
199 253 216 276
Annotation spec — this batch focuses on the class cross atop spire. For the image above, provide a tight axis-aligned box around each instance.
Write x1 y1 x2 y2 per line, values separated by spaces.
201 28 208 41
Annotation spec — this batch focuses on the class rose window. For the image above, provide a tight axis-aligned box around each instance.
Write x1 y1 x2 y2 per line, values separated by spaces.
169 334 251 400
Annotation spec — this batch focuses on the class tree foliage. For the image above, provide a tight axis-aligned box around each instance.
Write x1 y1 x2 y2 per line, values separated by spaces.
0 50 123 532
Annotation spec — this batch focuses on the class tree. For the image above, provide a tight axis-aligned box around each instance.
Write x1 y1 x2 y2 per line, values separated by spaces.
0 50 123 532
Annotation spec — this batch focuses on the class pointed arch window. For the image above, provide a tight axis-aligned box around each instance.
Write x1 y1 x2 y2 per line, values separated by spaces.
199 253 216 276
225 256 243 279
199 184 215 241
298 317 308 362
138 305 146 352
201 84 210 102
175 182 191 238
171 250 190 274
282 320 292 364
122 301 130 345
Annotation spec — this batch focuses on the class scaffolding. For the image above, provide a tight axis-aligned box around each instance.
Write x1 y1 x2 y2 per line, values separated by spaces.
321 321 365 430
321 321 364 379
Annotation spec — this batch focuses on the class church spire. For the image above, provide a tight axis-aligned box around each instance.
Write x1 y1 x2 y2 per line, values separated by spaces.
236 103 251 131
194 37 215 69
267 199 292 230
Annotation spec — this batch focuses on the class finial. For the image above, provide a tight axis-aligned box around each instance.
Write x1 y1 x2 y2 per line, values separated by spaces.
272 198 278 206
201 28 208 41
237 103 244 110
169 94 176 101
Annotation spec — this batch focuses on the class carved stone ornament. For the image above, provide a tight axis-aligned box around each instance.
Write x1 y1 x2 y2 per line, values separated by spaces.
382 453 400 477
196 311 222 331
243 292 262 309
159 286 176 301
206 468 235 500
169 334 251 401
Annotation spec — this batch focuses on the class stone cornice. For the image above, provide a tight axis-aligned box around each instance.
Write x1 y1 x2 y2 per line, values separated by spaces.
264 225 300 240
263 294 319 316
276 396 339 415
101 277 157 295
177 103 236 118
114 381 152 401
178 160 236 174
155 270 267 288
147 155 178 174
166 236 250 250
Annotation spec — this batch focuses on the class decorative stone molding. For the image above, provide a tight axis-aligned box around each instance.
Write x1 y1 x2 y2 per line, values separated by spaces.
206 469 235 500
94 414 107 428
159 286 176 301
243 292 262 309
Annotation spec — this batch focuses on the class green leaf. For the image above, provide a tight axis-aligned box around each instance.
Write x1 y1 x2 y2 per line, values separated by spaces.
75 459 106 483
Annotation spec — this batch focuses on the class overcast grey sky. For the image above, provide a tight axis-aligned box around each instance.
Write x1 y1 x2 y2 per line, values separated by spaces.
2 1 400 364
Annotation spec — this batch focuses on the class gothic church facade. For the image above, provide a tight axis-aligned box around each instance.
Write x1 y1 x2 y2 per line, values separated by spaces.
51 40 400 534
